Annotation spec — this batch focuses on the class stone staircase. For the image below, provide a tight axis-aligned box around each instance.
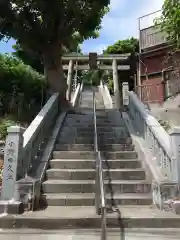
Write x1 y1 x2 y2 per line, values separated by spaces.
42 108 152 208
1 87 180 230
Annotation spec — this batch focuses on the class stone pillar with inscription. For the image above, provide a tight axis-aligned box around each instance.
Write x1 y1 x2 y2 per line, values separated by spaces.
0 126 24 214
66 60 74 101
122 82 129 106
112 59 121 109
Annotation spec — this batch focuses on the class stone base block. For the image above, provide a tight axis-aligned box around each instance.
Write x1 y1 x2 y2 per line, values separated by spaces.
0 200 24 214
172 201 180 214
164 199 180 214
152 180 180 212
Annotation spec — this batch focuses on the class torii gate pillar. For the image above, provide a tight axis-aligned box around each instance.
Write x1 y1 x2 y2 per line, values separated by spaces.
66 60 74 101
112 59 121 109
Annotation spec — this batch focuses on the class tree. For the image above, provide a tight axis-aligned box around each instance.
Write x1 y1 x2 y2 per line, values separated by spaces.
0 1 109 101
103 37 139 54
13 42 44 73
103 38 138 92
12 41 82 74
0 53 46 122
83 69 103 86
82 38 139 90
155 1 180 79
157 0 180 49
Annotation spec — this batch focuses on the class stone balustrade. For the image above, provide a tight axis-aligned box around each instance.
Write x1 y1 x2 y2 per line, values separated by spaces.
128 91 174 180
0 83 82 206
122 82 180 210
1 93 60 201
99 81 113 109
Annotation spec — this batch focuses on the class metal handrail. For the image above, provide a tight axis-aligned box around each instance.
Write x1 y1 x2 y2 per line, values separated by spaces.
93 91 107 240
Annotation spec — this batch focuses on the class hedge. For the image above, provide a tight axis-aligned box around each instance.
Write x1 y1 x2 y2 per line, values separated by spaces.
0 54 46 123
0 54 47 139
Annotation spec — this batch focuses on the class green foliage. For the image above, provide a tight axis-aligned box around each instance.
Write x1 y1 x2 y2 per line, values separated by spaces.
90 70 102 86
156 0 180 49
0 117 16 140
0 1 109 55
82 69 104 86
13 43 44 73
0 1 109 92
104 37 139 54
82 71 94 86
0 53 46 124
158 119 171 132
102 38 138 94
107 77 114 95
81 38 138 92
12 41 83 74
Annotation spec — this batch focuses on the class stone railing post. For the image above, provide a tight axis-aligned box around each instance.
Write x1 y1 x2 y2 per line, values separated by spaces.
122 82 129 106
1 126 24 201
169 127 180 183
67 60 74 101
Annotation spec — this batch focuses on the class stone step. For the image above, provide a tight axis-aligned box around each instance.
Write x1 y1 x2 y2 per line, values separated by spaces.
52 151 138 160
64 114 86 118
60 127 126 134
57 137 132 145
54 144 134 151
63 121 94 126
3 206 180 229
65 117 124 121
53 151 95 159
60 127 114 132
41 193 152 206
4 229 180 239
59 132 129 138
103 151 138 159
42 180 151 194
66 116 119 121
50 159 142 169
46 168 146 181
63 123 125 128
56 139 91 144
57 135 93 140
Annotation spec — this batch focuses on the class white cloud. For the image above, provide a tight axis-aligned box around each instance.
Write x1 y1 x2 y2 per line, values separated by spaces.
90 44 109 54
81 0 165 53
110 0 126 11
102 0 164 40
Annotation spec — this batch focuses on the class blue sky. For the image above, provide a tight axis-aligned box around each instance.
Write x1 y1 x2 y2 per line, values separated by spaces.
0 0 164 54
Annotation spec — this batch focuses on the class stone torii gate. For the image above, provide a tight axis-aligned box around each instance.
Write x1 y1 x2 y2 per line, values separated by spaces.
62 53 131 109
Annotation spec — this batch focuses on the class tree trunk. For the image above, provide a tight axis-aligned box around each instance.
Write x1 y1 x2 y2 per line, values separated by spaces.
43 48 67 104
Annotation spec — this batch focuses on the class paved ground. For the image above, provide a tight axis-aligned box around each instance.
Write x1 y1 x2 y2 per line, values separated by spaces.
1 228 180 239
17 205 180 219
151 107 180 127
150 93 180 127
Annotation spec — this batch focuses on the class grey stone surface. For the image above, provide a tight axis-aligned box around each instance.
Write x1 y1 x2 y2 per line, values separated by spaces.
46 168 146 181
49 159 141 170
41 193 152 206
52 151 95 159
150 93 180 128
0 201 24 214
54 143 134 151
52 150 137 160
42 88 152 224
2 87 180 233
1 228 180 240
42 179 151 194
1 205 180 229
